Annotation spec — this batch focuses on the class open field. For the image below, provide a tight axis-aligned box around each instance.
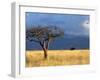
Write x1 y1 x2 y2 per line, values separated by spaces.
25 50 89 67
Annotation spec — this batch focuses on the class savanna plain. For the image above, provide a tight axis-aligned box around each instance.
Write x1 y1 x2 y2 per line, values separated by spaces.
26 50 89 67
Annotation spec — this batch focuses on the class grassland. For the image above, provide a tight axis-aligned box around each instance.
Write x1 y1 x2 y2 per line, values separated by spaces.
25 50 89 67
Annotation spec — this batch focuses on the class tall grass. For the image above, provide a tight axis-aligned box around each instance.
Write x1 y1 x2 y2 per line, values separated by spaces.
26 50 89 67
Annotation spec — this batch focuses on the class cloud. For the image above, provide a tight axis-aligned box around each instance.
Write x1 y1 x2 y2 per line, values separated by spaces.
80 20 89 36
82 20 89 30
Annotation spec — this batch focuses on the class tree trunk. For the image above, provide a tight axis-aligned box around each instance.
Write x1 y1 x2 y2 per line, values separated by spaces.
39 41 49 59
43 48 48 59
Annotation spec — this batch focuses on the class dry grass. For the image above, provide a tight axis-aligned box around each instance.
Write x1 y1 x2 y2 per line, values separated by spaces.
25 50 89 67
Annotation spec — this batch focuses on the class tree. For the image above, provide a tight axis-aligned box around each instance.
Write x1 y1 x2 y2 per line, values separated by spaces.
26 25 64 59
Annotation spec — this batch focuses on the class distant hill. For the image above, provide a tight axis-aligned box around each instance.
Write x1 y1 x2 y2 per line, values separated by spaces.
26 34 89 50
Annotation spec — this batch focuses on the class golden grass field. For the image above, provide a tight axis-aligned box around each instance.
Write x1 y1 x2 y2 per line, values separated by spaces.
25 50 89 67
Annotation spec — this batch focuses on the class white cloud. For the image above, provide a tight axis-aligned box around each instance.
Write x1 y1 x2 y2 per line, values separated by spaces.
82 20 89 30
81 20 90 36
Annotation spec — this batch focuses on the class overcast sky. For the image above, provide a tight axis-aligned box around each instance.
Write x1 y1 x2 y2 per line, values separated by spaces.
26 12 90 36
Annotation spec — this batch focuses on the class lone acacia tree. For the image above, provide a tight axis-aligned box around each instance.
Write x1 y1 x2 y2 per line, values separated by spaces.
26 25 64 59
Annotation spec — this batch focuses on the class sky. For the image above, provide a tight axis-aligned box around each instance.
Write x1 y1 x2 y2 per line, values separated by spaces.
25 12 90 50
25 12 90 37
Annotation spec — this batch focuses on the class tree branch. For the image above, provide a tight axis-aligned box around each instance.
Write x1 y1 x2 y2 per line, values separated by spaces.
29 39 40 43
46 40 50 49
